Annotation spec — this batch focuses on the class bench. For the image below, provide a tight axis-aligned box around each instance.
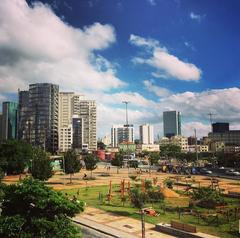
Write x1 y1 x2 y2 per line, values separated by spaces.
171 221 197 233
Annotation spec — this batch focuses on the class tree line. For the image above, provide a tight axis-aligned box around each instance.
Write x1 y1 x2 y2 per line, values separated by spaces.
0 140 99 182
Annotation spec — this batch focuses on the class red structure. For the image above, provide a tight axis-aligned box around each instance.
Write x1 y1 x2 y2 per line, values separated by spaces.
96 150 105 160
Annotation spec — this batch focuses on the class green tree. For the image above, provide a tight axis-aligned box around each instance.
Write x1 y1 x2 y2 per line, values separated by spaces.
111 153 123 173
0 178 84 238
0 167 5 182
30 147 53 181
84 154 99 178
97 141 106 150
130 187 148 209
64 150 82 183
0 140 33 175
160 144 181 159
149 152 160 165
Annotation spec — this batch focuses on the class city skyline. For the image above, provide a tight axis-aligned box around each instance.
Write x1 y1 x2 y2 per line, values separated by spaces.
0 0 240 139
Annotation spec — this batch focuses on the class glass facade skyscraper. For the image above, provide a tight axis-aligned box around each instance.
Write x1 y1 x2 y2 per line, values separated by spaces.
2 102 18 140
163 111 181 138
18 83 59 153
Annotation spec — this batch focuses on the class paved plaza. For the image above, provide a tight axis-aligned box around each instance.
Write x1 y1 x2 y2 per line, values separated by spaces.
74 207 175 238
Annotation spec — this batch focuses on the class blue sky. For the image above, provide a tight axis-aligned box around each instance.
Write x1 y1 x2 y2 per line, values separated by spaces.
0 0 240 139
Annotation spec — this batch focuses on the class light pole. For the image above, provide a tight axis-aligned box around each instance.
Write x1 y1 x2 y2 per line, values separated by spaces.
194 129 198 165
122 101 130 167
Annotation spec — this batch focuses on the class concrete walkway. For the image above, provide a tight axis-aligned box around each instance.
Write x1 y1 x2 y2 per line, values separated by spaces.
73 207 175 238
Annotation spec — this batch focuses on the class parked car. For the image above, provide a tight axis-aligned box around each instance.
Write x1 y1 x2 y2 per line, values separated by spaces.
200 168 213 175
225 169 240 176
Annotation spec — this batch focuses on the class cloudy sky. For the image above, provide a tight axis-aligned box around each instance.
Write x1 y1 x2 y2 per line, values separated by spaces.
0 0 240 139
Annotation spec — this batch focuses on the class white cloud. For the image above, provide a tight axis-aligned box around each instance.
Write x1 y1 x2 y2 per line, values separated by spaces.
143 80 171 97
97 103 160 138
182 122 210 138
0 0 125 93
130 34 201 81
159 88 240 123
129 34 159 49
96 87 240 139
147 0 156 6
190 12 205 22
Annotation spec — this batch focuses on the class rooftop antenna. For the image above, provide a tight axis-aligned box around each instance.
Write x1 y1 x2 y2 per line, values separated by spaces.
207 113 216 132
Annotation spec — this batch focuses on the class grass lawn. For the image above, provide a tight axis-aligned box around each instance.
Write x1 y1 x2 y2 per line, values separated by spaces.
62 184 240 238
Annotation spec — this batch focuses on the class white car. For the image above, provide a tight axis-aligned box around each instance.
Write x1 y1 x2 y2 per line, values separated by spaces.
225 169 240 176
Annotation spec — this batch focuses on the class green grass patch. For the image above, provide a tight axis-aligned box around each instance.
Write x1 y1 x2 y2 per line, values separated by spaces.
61 185 240 238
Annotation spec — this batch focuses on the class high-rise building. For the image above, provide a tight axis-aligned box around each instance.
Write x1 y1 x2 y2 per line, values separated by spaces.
58 92 84 152
18 83 59 153
139 124 154 144
72 116 83 150
59 124 73 152
59 92 75 128
2 102 18 140
212 122 229 133
58 93 96 152
0 113 3 141
18 90 30 140
163 111 181 138
111 124 134 147
101 134 111 146
79 100 97 151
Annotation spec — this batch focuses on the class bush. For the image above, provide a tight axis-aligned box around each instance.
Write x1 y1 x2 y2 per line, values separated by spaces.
144 179 153 190
147 190 164 202
99 173 110 177
191 187 225 208
164 178 174 189
129 175 137 181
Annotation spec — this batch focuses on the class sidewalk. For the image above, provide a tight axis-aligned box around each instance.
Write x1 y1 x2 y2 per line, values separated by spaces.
73 207 175 238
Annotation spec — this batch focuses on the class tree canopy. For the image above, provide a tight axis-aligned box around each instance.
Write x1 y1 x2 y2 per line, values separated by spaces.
111 153 124 173
30 147 53 181
160 144 181 158
0 140 33 175
0 178 84 238
84 154 99 177
64 150 82 183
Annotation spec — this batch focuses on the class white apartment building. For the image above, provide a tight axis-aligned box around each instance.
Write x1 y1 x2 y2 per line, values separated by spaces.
136 144 160 153
79 100 97 151
59 125 73 152
188 145 209 153
139 124 154 144
170 135 188 152
111 124 134 147
101 134 111 146
58 93 97 152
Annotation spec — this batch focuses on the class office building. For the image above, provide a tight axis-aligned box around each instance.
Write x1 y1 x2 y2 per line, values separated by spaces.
79 100 97 151
0 113 3 141
212 122 229 133
111 124 134 147
18 83 59 153
72 116 83 150
163 111 181 138
188 136 197 146
18 90 30 140
1 102 18 140
139 124 154 144
208 130 240 146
